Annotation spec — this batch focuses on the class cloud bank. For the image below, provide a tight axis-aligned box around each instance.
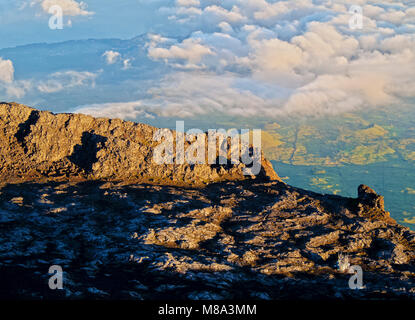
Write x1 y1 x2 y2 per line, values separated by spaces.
4 0 415 120
75 0 415 120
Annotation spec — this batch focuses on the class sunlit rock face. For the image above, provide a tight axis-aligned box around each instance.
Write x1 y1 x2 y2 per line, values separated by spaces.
0 102 280 186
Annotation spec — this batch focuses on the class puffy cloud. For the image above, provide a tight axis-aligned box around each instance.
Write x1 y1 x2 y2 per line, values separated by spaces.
218 21 234 33
291 22 359 63
203 5 246 24
148 37 215 68
379 7 415 25
0 58 30 99
4 80 33 99
250 0 314 22
1 70 98 100
0 57 37 99
103 50 121 65
0 58 14 83
39 0 93 16
380 34 415 53
122 59 132 70
244 37 306 85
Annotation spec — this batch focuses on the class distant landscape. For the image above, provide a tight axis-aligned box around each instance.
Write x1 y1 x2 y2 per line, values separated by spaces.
258 107 415 229
1 0 415 302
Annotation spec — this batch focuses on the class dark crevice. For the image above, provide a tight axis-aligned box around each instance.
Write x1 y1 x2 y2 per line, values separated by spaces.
15 110 40 151
68 131 107 173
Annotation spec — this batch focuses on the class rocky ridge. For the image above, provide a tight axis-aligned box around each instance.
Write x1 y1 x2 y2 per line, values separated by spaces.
0 102 278 186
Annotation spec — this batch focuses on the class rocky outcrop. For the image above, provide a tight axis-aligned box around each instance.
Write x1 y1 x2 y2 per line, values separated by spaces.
357 184 394 223
0 102 280 186
358 184 385 210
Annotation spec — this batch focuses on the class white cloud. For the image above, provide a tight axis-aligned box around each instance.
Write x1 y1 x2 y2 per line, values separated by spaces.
122 59 132 70
251 0 313 22
0 54 100 99
37 70 98 93
0 58 29 99
0 58 14 83
245 37 306 85
148 37 215 67
39 0 93 16
218 21 234 33
176 0 200 7
203 5 246 24
103 50 121 65
75 101 156 121
4 80 33 99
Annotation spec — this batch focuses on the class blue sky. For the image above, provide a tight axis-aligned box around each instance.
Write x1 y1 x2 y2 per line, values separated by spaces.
0 0 169 49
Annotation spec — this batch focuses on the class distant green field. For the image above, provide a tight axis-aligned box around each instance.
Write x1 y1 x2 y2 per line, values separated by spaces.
273 160 415 230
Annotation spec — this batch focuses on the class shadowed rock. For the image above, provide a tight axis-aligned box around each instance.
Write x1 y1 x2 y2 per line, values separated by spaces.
0 180 414 300
357 184 393 223
358 184 385 210
68 132 107 173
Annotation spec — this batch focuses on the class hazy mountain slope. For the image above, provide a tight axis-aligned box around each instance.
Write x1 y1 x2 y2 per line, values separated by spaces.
0 36 168 112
